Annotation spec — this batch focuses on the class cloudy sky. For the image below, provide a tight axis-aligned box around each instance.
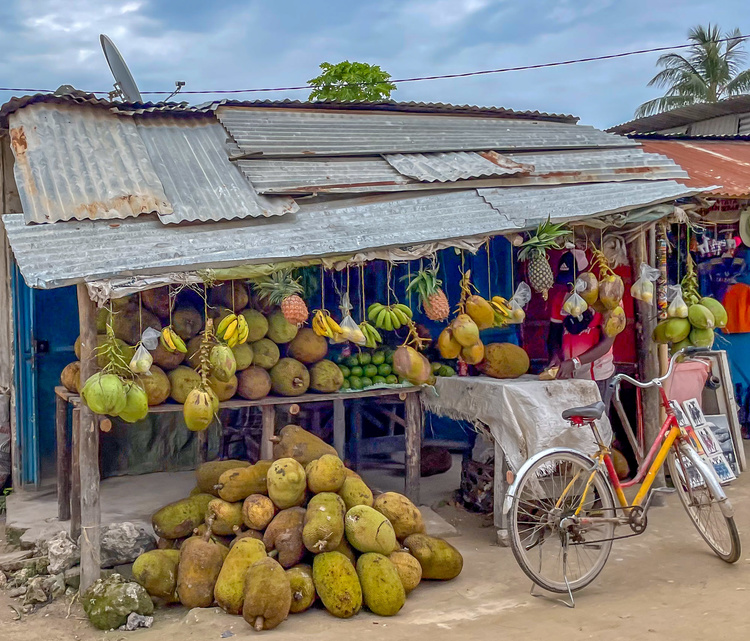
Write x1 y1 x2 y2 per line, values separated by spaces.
0 0 747 128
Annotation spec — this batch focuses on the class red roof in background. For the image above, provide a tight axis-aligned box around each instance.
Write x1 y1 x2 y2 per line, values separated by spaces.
638 139 750 198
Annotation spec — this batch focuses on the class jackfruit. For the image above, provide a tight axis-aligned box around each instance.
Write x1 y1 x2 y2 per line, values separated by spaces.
232 342 254 371
288 328 328 364
263 507 306 568
268 458 307 509
236 366 272 400
476 343 530 379
206 498 244 536
286 564 316 614
272 424 338 467
252 338 280 370
168 366 201 404
230 529 264 549
152 493 214 539
373 492 425 541
240 308 269 342
267 310 299 344
303 492 346 554
196 459 250 496
207 373 238 402
137 365 171 406
309 359 344 393
388 550 422 593
60 361 81 394
270 358 310 397
242 494 277 530
338 476 374 511
132 549 180 602
305 454 346 494
356 553 405 616
403 533 463 580
172 305 204 340
243 557 292 631
345 505 397 555
312 551 362 618
176 532 226 608
217 460 272 502
214 537 267 615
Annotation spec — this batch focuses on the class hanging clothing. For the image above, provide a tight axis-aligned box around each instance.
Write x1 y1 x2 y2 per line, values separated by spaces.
723 283 750 334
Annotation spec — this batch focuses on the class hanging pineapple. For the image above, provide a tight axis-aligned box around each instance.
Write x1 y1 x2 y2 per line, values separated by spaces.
254 270 309 326
404 267 450 321
518 219 572 300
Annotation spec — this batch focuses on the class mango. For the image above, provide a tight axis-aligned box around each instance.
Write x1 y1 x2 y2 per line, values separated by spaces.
207 498 244 536
214 537 268 615
242 494 277 530
338 476 374 511
232 342 254 371
476 343 530 379
312 551 362 618
356 553 405 616
700 297 727 328
286 564 316 613
303 492 346 554
305 454 346 493
132 549 180 602
403 533 463 580
388 550 422 593
267 458 307 509
263 507 307 568
152 493 214 539
373 492 425 541
176 533 226 608
272 424 338 466
217 460 272 502
345 505 397 555
688 304 715 330
243 557 292 631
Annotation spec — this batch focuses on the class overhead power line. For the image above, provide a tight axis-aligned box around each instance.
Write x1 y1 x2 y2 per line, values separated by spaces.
1 33 749 96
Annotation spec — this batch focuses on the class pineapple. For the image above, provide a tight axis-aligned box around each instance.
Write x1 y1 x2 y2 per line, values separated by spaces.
518 219 572 300
404 268 450 321
254 270 309 325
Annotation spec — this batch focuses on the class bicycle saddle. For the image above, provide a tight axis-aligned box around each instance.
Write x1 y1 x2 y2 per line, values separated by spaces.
562 401 605 421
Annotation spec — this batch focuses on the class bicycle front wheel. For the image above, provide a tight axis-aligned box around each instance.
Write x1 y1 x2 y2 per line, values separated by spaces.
508 450 616 593
667 448 741 563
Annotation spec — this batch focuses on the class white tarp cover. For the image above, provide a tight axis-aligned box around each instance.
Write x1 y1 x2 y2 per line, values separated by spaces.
422 375 612 472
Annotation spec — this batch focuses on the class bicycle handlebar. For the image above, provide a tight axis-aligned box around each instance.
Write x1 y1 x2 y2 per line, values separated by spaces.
609 346 711 392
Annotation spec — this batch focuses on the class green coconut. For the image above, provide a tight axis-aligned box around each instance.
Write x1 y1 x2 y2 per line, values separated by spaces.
689 327 715 348
119 383 150 423
81 373 127 416
663 318 691 343
210 345 237 382
699 297 728 329
687 304 715 330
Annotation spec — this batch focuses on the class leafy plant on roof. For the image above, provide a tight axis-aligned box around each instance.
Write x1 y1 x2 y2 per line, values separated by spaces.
635 24 750 117
308 61 396 102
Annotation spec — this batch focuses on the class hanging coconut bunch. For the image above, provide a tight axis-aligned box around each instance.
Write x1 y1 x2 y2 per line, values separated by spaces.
518 219 572 300
255 270 309 327
588 247 627 339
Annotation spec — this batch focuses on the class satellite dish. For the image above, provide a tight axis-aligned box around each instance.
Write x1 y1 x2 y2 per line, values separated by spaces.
100 34 143 102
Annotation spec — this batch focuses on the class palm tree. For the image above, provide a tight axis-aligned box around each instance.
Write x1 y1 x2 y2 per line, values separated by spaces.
635 25 750 117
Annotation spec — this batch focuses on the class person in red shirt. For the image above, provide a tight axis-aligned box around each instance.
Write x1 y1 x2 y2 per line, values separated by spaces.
547 252 615 401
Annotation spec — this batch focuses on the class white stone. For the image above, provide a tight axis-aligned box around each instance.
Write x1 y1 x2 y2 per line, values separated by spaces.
97 522 156 568
44 531 80 575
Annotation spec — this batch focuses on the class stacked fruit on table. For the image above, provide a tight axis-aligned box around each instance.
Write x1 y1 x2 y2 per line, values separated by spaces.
337 349 399 390
129 426 463 631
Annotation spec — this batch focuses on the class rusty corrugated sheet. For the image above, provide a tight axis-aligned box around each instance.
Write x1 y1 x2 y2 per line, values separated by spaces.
216 106 632 157
136 117 297 223
637 139 750 197
9 102 172 223
383 151 533 182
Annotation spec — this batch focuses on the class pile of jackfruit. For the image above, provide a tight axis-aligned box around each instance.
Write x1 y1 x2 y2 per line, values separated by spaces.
132 425 463 630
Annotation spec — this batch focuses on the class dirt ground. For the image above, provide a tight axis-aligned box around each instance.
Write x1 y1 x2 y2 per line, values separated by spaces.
2 471 750 641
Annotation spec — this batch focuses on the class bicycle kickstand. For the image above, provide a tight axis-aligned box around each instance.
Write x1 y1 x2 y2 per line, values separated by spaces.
530 534 575 608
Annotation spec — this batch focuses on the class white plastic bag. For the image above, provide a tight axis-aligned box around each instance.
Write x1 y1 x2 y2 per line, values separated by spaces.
563 291 588 318
506 282 531 324
667 284 689 318
129 343 154 374
631 263 660 303
141 327 161 351
332 314 367 345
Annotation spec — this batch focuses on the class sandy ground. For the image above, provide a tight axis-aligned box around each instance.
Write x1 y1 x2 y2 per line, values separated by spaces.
2 469 750 640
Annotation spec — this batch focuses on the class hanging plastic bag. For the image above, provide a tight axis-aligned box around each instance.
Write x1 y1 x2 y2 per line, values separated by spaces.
333 315 367 345
667 284 689 318
129 343 154 374
506 282 531 324
141 327 161 351
563 290 588 319
631 263 660 303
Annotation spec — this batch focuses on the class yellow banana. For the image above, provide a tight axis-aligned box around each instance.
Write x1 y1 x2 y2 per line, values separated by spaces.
216 313 237 338
171 332 188 354
236 315 249 344
223 318 239 341
312 311 329 337
226 333 239 348
161 327 177 352
325 315 343 335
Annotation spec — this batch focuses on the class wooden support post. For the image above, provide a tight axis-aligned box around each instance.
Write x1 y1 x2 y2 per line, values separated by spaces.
76 283 100 592
260 405 275 460
55 395 71 521
70 408 81 540
196 430 208 465
404 393 422 505
333 399 345 459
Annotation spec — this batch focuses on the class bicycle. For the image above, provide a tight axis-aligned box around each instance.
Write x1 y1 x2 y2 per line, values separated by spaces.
503 346 741 607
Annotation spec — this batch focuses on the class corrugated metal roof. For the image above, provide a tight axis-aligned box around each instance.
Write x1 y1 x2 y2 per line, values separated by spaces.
478 180 699 228
136 117 297 223
216 106 633 157
9 102 172 224
637 139 750 198
3 181 697 289
383 151 533 182
240 147 688 194
608 95 750 135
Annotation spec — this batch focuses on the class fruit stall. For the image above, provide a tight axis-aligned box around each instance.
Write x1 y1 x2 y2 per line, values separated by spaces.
0 93 708 626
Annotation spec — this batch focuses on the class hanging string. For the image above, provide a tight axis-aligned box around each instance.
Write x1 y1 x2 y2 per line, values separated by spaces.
677 224 681 283
360 264 366 322
485 239 492 299
386 262 392 306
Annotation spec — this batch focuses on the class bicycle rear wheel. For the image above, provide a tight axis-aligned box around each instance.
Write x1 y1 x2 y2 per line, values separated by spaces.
667 448 741 563
508 450 616 593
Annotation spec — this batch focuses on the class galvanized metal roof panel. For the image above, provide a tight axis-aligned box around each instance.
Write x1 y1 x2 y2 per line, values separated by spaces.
242 147 688 194
478 180 699 228
383 151 533 182
136 117 297 223
216 106 633 157
9 102 172 224
4 181 696 290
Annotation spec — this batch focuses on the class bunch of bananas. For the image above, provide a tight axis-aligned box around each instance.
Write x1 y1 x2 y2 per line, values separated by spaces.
217 313 249 347
489 296 512 327
161 326 187 354
312 309 343 339
359 321 382 348
367 303 413 331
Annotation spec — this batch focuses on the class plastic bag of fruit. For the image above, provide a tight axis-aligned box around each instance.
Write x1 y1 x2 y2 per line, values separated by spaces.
667 285 688 318
332 314 367 345
129 343 153 374
562 290 588 319
506 282 532 324
631 263 660 304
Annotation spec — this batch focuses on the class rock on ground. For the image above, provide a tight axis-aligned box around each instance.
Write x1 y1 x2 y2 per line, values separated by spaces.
43 531 80 575
419 506 460 538
119 612 154 631
81 573 154 631
23 576 49 606
98 522 156 568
